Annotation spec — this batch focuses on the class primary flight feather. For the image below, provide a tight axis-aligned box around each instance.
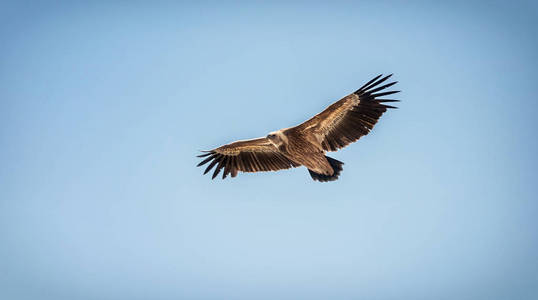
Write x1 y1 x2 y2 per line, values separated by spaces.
197 74 400 182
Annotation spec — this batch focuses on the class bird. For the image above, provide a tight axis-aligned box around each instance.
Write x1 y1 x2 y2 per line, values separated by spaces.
197 74 399 182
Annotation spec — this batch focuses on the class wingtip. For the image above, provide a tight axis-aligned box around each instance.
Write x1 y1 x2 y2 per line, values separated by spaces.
376 99 400 103
196 150 213 157
212 164 222 179
354 74 383 94
356 73 397 95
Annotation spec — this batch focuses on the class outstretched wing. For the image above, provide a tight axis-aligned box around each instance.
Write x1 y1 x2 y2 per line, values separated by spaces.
293 74 399 151
197 137 300 179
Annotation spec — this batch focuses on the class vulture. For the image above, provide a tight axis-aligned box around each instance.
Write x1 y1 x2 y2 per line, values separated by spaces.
197 74 399 182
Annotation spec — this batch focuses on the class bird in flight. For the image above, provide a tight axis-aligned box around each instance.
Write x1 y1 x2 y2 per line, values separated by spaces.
197 74 399 182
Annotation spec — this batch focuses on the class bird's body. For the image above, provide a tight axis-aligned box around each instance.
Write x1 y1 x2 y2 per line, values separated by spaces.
197 74 400 182
274 127 332 175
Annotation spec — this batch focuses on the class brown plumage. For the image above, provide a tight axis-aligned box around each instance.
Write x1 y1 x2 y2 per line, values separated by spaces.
197 74 400 182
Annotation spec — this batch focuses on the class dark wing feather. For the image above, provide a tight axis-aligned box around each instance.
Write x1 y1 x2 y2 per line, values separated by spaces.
197 137 300 180
293 74 399 151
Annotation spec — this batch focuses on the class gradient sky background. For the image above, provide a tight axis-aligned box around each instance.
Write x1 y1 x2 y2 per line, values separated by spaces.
1 1 537 299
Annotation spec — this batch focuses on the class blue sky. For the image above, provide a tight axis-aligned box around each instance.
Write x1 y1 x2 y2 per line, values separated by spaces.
1 1 537 299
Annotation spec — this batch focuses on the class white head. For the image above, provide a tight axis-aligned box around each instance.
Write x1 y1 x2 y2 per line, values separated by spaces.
266 130 288 148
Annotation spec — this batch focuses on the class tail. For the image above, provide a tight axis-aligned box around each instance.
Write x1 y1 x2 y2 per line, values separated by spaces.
308 156 344 182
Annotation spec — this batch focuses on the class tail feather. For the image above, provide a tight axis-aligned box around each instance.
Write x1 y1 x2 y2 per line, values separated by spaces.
308 156 344 182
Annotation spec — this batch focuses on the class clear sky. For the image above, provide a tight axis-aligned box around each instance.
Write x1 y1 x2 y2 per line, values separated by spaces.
1 1 537 299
